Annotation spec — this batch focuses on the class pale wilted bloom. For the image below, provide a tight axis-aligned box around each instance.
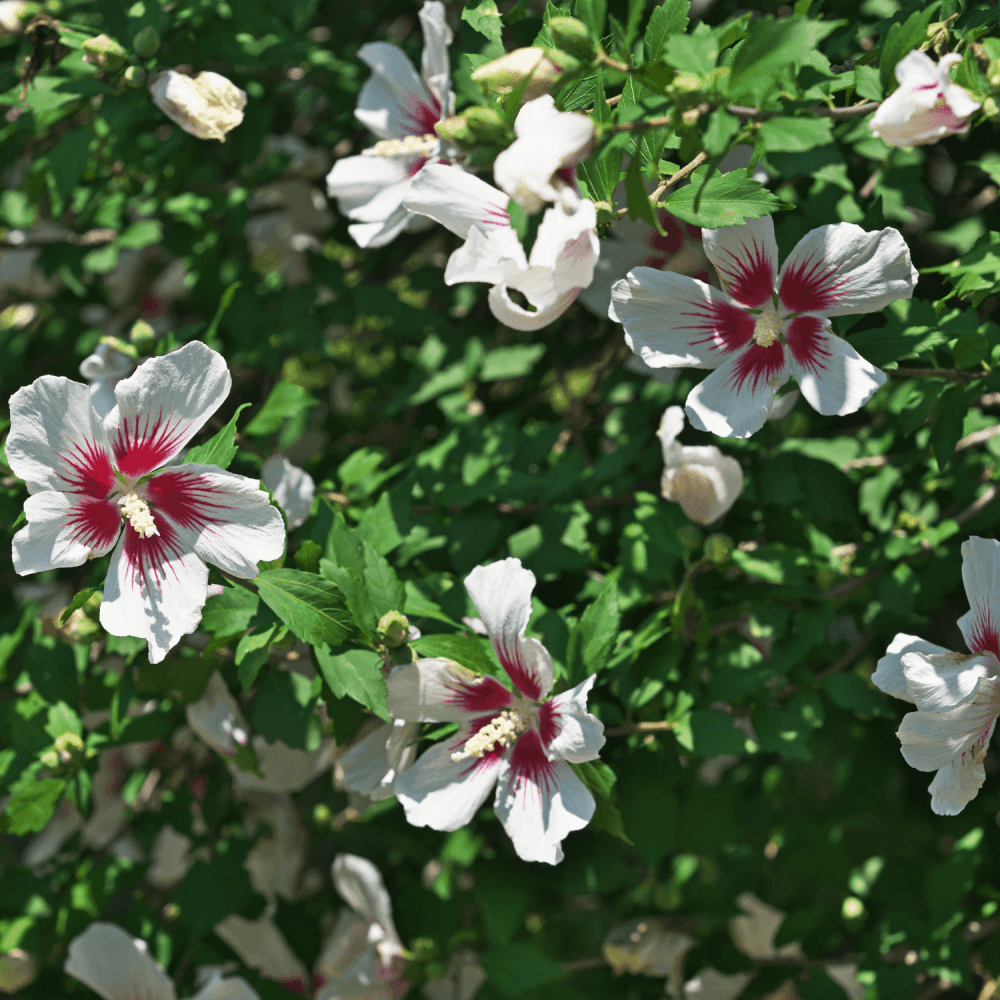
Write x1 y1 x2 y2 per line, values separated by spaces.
149 70 248 142
493 96 594 214
337 718 420 802
873 536 1000 815
0 2 30 34
0 949 36 994
658 406 743 525
603 918 695 998
242 792 308 902
261 455 316 529
471 47 565 101
423 950 486 1000
870 51 980 148
146 825 193 889
214 913 310 994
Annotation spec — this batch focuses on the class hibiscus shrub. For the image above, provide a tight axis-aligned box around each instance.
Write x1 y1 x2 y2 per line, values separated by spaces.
4 0 1000 999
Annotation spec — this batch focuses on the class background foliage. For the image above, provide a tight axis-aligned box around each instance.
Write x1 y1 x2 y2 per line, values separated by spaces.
2 0 1000 997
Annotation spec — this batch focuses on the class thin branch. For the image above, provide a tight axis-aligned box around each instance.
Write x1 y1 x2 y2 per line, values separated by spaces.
561 957 607 973
891 367 987 382
612 151 708 220
726 101 880 121
956 483 999 525
956 424 1000 451
595 51 633 74
605 719 676 737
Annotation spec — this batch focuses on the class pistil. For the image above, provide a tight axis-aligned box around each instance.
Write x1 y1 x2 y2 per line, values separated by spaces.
452 710 526 761
118 493 159 538
752 307 782 348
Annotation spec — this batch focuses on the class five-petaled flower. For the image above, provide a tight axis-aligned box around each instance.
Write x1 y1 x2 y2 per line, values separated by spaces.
404 162 599 331
610 215 919 438
325 0 455 249
387 557 605 865
870 50 980 148
873 537 1000 815
8 341 285 663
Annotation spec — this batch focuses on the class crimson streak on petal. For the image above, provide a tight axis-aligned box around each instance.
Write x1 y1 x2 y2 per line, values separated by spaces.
507 729 555 801
145 471 233 531
66 497 121 550
494 635 542 700
727 341 787 394
113 409 188 479
444 674 513 714
716 239 774 308
685 300 755 358
122 518 187 593
968 603 1000 658
785 315 833 375
57 440 115 498
778 255 847 314
538 700 559 747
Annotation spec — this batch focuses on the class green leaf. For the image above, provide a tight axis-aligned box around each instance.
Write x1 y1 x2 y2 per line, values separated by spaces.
568 575 620 680
480 344 547 381
314 647 390 720
822 673 883 715
878 4 940 94
757 117 833 154
250 670 321 750
702 109 741 156
412 633 499 676
45 702 82 740
461 0 503 45
321 560 377 637
204 281 242 342
643 0 689 65
854 64 883 101
625 152 656 225
57 587 97 626
47 129 92 216
255 569 351 646
244 381 318 436
0 605 36 682
201 586 259 636
136 656 216 704
404 581 464 628
677 710 750 756
663 167 783 228
572 760 632 844
117 219 162 250
183 403 251 469
3 779 67 835
174 841 254 935
929 384 968 469
363 542 407 618
663 22 716 75
235 622 286 692
574 0 607 38
328 511 365 571
356 492 404 556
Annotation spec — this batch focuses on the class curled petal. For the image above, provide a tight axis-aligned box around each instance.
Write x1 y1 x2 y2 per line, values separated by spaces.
488 282 581 332
355 42 440 139
662 446 744 525
418 0 454 117
326 156 412 216
529 200 599 293
404 163 511 238
261 455 315 530
332 854 403 953
928 745 991 817
657 405 686 455
214 914 309 993
702 215 778 308
902 649 992 715
957 536 1000 657
65 923 175 1000
13 491 120 574
777 224 918 318
784 315 886 417
543 675 606 763
872 633 950 703
337 719 420 800
387 658 513 722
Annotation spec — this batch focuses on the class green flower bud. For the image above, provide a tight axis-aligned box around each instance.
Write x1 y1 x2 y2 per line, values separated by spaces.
132 24 160 58
377 610 410 648
124 64 147 88
41 732 87 775
129 319 156 348
82 34 127 72
434 115 471 145
548 17 593 60
704 533 734 565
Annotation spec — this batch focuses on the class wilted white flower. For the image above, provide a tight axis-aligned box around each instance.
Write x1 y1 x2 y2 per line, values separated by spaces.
658 406 743 525
0 950 36 994
261 455 316 529
337 718 420 802
243 792 307 901
214 913 310 994
422 950 485 1000
602 918 695 998
870 51 980 148
149 69 248 142
146 825 193 889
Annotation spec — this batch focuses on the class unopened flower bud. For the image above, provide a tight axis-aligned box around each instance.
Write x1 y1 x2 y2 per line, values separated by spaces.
149 69 248 142
704 534 734 565
434 114 471 145
41 732 87 774
377 610 410 648
124 64 147 88
129 318 156 347
82 33 127 72
461 105 510 144
472 47 570 101
132 24 160 58
548 16 593 59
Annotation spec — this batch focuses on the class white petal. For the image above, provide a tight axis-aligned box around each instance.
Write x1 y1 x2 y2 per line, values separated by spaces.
610 270 753 370
332 854 403 953
80 344 136 422
355 42 440 139
348 206 425 250
423 949 487 1000
872 634 949 703
444 226 527 287
315 909 375 986
683 967 753 1000
326 155 411 214
23 797 82 868
464 558 553 700
186 671 247 757
545 675 606 763
658 406 686 454
146 464 285 578
191 977 262 1000
529 200 599 293
99 525 209 664
895 49 940 89
765 388 799 421
244 793 307 901
902 649 992 714
494 731 595 864
897 678 1000 772
928 743 991 816
65 923 175 1000
957 536 1000 656
387 658 513 723
784 316 886 417
13 491 121 574
108 342 231 480
662 448 744 525
393 734 505 831
777 224 918 318
233 736 337 794
337 720 420 800
7 375 114 495
418 0 454 117
404 163 511 239
214 914 309 993
488 281 580 332
261 455 315 530
147 825 193 888
685 342 791 440
702 216 778 308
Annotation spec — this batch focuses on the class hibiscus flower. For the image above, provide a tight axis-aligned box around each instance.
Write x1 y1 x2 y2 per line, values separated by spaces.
610 215 918 438
8 341 285 663
403 163 599 331
326 0 455 248
387 557 605 865
873 536 1000 815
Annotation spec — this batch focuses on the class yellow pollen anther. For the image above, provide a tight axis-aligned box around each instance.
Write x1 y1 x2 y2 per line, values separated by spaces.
752 308 782 348
362 134 439 159
451 710 525 762
118 493 158 538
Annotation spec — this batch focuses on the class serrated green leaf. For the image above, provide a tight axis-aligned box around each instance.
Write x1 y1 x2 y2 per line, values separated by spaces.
183 403 251 469
314 647 390 720
3 779 67 835
461 0 503 45
757 117 833 154
663 168 783 228
643 0 689 64
412 633 499 676
930 384 968 469
244 382 318 437
363 542 406 619
235 622 286 692
568 575 620 681
256 569 351 646
57 587 97 626
480 344 547 381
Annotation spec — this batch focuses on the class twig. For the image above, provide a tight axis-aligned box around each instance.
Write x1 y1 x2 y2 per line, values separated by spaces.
841 455 889 471
956 424 1000 451
561 957 607 973
891 367 986 382
612 152 708 220
596 51 632 74
605 719 675 737
956 483 998 525
859 169 880 199
726 101 880 121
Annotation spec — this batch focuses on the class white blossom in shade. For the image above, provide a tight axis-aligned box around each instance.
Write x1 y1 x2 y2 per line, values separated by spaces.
336 719 421 802
325 1 455 249
0 2 31 34
148 70 248 142
261 455 316 530
870 51 980 148
602 918 696 999
0 222 70 299
610 215 918 439
657 406 743 526
493 95 595 214
729 892 804 961
0 949 36 993
314 854 408 1000
79 341 136 421
404 163 599 332
387 557 605 865
422 950 485 1000
872 536 1000 815
765 389 799 422
65 922 262 1000
243 792 307 901
214 913 310 995
22 797 82 869
146 825 193 888
682 968 752 1000
8 342 286 663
